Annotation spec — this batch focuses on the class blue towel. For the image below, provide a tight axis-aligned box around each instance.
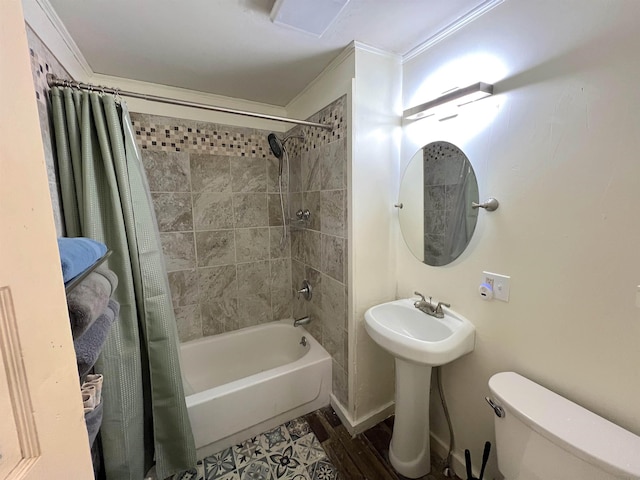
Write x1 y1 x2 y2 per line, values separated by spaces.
57 237 108 283
74 299 119 377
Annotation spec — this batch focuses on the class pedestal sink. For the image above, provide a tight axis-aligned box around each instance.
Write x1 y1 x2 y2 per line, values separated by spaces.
364 298 475 478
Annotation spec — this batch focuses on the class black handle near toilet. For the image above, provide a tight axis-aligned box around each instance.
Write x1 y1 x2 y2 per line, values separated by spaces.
464 441 491 480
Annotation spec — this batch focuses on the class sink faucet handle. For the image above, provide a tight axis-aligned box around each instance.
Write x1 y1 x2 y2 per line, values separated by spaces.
414 291 426 302
435 301 451 313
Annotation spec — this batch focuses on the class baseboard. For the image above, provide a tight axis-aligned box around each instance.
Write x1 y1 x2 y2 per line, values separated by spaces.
330 395 395 436
430 431 479 479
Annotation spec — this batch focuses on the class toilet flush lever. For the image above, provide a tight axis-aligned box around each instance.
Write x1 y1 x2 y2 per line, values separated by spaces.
485 397 505 418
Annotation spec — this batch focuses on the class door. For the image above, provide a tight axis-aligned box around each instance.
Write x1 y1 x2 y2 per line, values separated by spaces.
0 0 94 478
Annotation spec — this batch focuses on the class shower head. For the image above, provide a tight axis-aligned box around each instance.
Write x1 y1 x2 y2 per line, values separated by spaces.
268 133 284 160
268 132 305 176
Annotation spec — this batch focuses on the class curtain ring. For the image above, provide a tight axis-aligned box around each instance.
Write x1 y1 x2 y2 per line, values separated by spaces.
114 88 122 103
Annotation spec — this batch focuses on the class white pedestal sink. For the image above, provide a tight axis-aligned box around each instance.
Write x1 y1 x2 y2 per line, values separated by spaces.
364 298 476 479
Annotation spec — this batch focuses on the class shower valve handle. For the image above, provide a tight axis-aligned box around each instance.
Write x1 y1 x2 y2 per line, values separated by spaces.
297 280 312 301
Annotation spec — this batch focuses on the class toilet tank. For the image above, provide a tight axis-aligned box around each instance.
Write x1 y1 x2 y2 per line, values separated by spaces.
488 372 640 480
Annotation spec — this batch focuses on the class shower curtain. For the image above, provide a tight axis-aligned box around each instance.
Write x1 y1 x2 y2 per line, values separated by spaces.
50 86 196 479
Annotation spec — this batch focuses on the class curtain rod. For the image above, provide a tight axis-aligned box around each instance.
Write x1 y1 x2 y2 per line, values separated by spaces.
46 74 333 131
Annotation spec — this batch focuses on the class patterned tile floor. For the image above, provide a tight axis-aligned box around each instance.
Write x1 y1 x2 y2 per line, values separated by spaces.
172 416 339 480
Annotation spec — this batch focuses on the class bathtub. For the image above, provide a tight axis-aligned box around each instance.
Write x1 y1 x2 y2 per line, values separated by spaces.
180 320 332 457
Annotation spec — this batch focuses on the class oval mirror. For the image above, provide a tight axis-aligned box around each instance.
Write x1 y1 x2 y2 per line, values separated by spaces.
398 141 479 266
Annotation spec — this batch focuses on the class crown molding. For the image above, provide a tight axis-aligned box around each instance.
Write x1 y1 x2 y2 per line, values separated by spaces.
353 41 401 61
285 41 356 110
22 0 93 81
402 0 505 63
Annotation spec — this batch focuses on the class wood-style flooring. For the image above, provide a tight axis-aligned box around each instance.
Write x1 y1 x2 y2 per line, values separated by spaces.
303 407 462 480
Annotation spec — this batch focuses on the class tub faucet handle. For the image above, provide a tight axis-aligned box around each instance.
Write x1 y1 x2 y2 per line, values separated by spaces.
297 280 312 301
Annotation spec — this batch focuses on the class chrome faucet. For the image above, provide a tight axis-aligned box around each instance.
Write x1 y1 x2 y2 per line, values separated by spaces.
413 291 450 319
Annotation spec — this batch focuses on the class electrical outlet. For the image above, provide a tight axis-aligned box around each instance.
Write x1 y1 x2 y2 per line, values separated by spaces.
482 271 511 302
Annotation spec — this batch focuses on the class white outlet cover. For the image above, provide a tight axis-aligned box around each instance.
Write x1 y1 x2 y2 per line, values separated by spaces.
482 271 511 302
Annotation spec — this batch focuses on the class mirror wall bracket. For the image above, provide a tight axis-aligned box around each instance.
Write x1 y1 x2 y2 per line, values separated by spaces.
471 197 499 212
403 82 493 121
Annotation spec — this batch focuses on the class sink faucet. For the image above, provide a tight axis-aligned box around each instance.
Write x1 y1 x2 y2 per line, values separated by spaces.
413 291 450 319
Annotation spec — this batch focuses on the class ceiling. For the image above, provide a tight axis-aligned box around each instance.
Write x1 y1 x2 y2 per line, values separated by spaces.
48 0 489 106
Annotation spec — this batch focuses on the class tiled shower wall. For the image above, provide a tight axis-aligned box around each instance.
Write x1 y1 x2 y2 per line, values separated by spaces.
26 22 351 407
26 24 72 236
130 113 294 341
286 97 349 406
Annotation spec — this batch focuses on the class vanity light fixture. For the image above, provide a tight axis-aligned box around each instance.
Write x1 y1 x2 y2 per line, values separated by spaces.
403 82 494 121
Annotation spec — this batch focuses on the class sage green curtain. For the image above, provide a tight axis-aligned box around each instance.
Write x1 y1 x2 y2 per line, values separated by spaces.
50 86 196 480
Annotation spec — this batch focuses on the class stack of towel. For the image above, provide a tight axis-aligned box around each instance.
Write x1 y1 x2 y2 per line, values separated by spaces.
57 237 120 448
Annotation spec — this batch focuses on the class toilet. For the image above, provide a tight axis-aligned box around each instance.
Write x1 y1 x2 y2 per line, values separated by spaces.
487 371 640 479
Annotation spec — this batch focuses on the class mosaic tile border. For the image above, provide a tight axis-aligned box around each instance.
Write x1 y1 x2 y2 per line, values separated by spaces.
170 417 340 480
130 95 346 156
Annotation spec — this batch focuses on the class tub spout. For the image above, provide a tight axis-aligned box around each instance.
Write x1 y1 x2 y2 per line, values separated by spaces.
294 316 311 327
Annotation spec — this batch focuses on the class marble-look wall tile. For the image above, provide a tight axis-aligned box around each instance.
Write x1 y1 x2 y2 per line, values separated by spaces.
195 230 235 267
305 266 323 320
268 193 286 226
231 156 268 192
302 148 321 192
236 228 270 262
320 234 344 283
233 193 269 227
175 305 202 342
320 190 345 237
198 265 237 302
201 298 237 336
324 328 345 369
281 97 350 407
193 193 234 230
303 191 321 231
127 100 345 343
289 152 302 193
332 361 348 406
237 261 270 296
271 289 293 321
270 227 291 259
304 230 322 270
168 269 199 307
290 259 309 323
290 229 305 262
190 154 231 192
152 193 193 232
321 138 347 190
320 274 346 331
161 232 196 271
142 150 190 192
266 155 283 194
238 293 272 327
271 258 292 291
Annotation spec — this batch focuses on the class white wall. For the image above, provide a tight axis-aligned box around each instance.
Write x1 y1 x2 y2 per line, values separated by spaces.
401 0 640 476
351 46 402 423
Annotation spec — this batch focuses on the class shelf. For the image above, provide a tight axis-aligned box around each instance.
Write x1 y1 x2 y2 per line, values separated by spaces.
64 250 112 294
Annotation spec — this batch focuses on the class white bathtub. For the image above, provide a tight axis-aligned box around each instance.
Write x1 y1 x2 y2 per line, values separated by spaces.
180 320 332 457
